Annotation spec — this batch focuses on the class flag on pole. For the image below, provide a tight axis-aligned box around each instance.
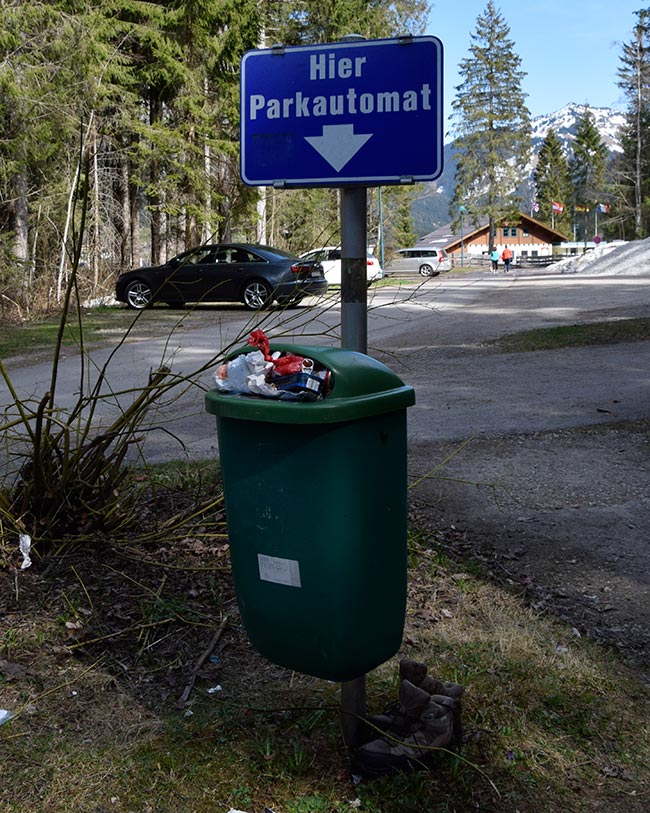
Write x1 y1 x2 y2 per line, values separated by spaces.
597 203 610 213
551 201 564 213
531 201 540 213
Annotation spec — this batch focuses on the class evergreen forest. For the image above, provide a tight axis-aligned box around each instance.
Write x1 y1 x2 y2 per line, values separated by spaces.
1 1 649 319
0 0 427 316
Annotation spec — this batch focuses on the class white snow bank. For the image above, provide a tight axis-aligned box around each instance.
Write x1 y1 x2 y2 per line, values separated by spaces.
553 237 650 276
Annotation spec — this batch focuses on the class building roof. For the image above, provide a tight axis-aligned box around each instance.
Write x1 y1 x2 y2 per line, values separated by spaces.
417 212 569 251
415 224 457 248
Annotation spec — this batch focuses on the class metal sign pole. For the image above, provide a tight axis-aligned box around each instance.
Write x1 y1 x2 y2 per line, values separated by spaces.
340 184 368 748
341 186 368 353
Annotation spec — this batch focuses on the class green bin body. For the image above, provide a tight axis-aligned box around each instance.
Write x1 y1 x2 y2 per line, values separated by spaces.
204 344 415 682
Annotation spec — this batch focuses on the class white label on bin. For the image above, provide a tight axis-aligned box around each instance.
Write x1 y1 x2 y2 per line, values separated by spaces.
258 554 302 588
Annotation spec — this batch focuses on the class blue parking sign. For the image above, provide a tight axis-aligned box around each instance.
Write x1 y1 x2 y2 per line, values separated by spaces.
240 36 443 188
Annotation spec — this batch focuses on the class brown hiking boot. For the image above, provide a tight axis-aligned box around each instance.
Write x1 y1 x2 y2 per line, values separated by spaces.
353 695 457 778
398 658 428 687
364 679 431 738
428 692 463 747
420 676 464 700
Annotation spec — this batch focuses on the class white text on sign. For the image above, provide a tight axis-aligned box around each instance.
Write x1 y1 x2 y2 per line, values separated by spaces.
249 86 432 120
309 54 367 79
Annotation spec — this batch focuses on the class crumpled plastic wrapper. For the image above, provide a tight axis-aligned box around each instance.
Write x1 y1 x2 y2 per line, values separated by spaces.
19 534 32 570
0 709 14 726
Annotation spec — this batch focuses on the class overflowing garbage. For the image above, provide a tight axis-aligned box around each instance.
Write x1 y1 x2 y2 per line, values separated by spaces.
213 330 332 401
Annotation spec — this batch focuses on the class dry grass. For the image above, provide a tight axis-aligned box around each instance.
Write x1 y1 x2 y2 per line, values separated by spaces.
1 520 649 813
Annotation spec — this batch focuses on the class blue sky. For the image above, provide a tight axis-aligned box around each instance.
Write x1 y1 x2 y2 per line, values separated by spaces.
426 0 643 121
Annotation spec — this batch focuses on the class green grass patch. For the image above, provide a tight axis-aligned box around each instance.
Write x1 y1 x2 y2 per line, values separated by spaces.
0 306 192 359
493 317 650 352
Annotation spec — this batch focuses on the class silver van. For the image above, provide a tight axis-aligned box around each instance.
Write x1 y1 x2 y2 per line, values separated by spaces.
385 247 452 277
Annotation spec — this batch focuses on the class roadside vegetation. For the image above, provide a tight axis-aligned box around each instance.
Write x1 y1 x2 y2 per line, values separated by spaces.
492 316 650 353
2 306 648 361
0 306 186 359
2 511 649 813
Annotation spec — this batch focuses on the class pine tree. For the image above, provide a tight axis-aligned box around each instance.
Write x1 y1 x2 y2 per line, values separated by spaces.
451 1 531 244
383 188 418 251
616 8 650 238
569 107 608 240
0 1 132 301
533 129 571 233
266 0 429 45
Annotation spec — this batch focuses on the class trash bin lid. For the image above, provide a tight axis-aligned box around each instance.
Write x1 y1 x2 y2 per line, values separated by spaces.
205 343 415 424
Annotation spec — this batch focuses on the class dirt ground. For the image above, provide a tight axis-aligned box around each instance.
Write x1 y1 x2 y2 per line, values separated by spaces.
407 418 650 677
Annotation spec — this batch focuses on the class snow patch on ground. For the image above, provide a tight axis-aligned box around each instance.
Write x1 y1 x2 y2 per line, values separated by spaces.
553 237 650 276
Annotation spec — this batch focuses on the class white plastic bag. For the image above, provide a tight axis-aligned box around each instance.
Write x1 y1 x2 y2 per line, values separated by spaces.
213 351 274 394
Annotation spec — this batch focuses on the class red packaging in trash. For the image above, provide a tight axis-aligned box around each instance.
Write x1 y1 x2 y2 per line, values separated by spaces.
248 329 306 375
272 354 305 376
247 329 272 360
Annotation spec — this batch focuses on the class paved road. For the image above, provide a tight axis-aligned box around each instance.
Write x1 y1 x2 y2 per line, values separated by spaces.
2 270 649 461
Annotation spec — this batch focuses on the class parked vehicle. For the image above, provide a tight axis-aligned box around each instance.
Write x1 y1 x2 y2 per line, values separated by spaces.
385 247 452 277
115 243 327 310
299 246 383 285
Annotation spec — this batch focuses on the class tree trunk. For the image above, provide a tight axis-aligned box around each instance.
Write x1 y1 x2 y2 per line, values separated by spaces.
635 35 644 237
12 170 30 298
117 150 130 268
149 93 163 265
91 119 101 296
203 78 213 243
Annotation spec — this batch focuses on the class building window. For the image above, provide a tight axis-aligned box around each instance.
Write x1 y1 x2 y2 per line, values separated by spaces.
510 227 518 237
522 228 529 237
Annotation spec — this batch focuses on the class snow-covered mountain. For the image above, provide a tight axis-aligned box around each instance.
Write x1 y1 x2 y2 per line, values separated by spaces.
530 103 625 155
412 104 627 234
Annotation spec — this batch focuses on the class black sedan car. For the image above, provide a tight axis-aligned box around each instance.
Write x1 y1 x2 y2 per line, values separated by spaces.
115 243 328 310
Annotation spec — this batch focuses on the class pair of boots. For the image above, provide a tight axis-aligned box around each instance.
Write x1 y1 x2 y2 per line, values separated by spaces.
353 659 463 778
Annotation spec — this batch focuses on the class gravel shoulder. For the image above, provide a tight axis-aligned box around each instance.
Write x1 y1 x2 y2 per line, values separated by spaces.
407 419 650 673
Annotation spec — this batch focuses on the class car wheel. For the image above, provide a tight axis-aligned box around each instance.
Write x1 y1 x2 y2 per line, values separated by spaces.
242 279 273 310
125 279 153 309
419 263 439 277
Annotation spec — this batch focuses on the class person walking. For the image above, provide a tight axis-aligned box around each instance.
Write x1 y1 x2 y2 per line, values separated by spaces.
490 246 500 273
501 244 513 272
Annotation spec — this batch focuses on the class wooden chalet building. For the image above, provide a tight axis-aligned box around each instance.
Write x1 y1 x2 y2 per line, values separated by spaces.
420 213 569 262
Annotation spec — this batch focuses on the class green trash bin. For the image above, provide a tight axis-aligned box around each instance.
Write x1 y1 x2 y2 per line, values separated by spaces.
205 343 415 682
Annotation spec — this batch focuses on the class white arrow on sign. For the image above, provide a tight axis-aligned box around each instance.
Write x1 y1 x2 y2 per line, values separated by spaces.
305 124 373 172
